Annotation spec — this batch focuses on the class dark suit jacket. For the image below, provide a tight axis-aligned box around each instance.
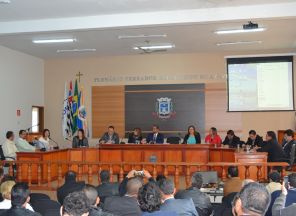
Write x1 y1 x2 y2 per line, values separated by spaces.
282 139 296 159
246 135 263 147
89 206 114 216
96 182 119 202
258 140 285 162
72 136 89 148
183 133 201 144
222 135 241 148
127 133 143 144
146 133 164 144
57 180 85 204
142 211 177 216
160 198 198 216
175 187 212 216
100 132 120 144
0 207 41 216
103 196 142 216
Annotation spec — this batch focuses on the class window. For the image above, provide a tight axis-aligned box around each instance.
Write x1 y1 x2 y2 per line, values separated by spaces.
31 106 44 133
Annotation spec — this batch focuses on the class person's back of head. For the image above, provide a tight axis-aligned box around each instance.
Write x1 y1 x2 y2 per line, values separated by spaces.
228 166 239 178
269 171 281 183
0 180 15 200
157 179 175 196
10 182 30 208
288 173 296 188
99 170 110 183
232 182 270 216
65 171 77 183
156 174 166 183
83 184 99 207
62 191 90 216
6 131 14 140
138 182 162 213
126 177 143 196
241 179 254 188
191 172 203 189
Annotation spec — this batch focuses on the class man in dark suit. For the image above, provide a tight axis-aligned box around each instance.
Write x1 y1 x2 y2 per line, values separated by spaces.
103 177 142 216
146 125 164 144
222 130 241 148
282 129 296 159
57 171 85 205
158 179 198 216
96 170 119 203
0 183 41 216
246 130 263 148
175 172 212 216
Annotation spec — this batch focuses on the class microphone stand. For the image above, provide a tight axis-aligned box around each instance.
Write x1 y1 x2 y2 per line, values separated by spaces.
49 137 60 150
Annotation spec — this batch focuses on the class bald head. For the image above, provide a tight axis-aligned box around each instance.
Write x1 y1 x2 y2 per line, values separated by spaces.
126 177 143 196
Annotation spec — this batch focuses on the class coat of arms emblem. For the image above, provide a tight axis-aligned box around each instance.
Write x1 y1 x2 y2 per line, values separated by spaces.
152 97 176 119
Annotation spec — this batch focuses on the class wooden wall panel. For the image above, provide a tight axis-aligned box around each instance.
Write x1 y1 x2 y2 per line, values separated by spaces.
92 86 125 138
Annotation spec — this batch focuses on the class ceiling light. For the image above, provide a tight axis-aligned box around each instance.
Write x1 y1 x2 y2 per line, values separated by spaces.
216 41 262 46
118 34 167 39
56 48 96 53
215 28 265 34
0 0 11 4
33 38 76 44
133 44 175 50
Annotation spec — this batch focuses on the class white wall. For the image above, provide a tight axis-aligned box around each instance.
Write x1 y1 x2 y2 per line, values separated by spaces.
0 45 44 144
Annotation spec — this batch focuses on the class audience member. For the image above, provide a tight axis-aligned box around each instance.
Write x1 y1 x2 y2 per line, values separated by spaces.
175 172 212 216
241 179 254 188
0 183 40 216
146 125 164 144
96 170 119 202
0 168 4 184
61 191 90 216
0 181 34 211
232 182 270 216
182 125 201 144
57 171 85 205
2 131 18 160
138 181 177 216
156 175 166 183
222 130 241 148
15 130 35 152
103 177 142 216
83 184 113 216
204 127 222 146
246 130 263 148
266 171 282 194
99 126 120 144
257 131 285 162
158 178 198 216
223 166 243 196
282 129 296 160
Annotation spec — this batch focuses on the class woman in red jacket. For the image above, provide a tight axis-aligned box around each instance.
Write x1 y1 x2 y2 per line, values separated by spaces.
205 127 222 147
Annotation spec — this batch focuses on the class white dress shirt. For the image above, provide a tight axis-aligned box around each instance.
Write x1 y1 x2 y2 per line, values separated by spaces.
1 139 18 160
0 199 34 211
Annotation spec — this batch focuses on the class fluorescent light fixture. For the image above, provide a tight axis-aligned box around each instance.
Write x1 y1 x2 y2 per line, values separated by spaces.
33 38 76 44
133 44 175 50
56 48 96 53
215 28 266 34
0 0 11 4
118 34 167 39
216 41 262 46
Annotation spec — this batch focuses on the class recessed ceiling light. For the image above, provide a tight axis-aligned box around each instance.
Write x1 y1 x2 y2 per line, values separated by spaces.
133 44 175 50
32 38 76 44
216 41 262 46
0 0 11 4
118 34 167 39
215 28 266 34
56 48 96 53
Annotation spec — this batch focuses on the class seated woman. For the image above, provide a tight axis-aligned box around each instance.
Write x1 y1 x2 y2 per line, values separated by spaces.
0 180 34 211
127 128 143 144
205 127 222 147
38 129 54 151
72 129 89 148
138 181 177 216
183 125 201 144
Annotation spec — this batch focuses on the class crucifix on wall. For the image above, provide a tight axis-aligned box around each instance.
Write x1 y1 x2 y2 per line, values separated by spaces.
76 71 83 82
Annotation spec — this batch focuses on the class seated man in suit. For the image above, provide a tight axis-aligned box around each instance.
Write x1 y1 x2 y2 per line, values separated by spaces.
246 130 263 148
175 172 212 216
146 125 164 144
223 166 243 196
158 179 198 216
282 129 296 160
0 183 41 216
103 177 142 216
232 182 270 216
96 170 119 203
57 171 85 205
61 191 90 216
99 126 120 144
222 130 241 148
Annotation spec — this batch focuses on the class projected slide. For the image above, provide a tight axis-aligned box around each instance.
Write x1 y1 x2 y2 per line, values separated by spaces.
227 56 294 111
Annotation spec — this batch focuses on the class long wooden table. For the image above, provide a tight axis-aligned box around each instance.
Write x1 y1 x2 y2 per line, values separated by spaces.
16 144 267 183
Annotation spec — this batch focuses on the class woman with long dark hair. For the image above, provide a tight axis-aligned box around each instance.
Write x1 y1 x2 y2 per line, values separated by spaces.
72 128 89 148
183 125 201 144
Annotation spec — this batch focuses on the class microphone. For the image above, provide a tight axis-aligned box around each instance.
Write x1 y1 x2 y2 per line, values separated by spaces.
49 137 60 149
26 124 40 133
65 137 72 142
